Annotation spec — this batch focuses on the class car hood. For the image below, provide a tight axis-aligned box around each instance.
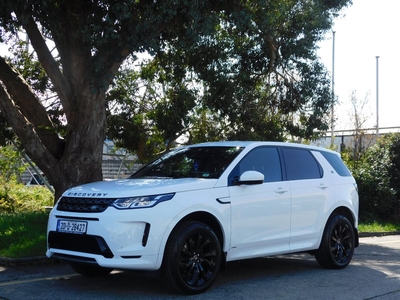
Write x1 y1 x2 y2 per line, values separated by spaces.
62 178 219 198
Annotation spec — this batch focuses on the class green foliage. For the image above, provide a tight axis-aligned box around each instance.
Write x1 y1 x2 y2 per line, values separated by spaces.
0 178 53 214
347 133 400 223
0 145 25 181
105 58 168 162
102 0 352 160
358 222 400 233
7 40 50 94
0 116 14 145
0 146 53 213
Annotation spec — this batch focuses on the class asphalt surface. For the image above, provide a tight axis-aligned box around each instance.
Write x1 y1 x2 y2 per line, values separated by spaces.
0 235 399 299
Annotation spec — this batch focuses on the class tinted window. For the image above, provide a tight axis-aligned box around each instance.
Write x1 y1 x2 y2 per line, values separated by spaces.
229 147 282 184
131 146 243 179
320 151 351 177
282 147 322 180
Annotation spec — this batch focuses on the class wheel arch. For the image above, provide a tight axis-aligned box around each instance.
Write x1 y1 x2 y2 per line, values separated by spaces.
164 211 227 270
328 206 359 247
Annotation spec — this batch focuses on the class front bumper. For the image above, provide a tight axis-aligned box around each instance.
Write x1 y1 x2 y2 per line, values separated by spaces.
46 203 176 270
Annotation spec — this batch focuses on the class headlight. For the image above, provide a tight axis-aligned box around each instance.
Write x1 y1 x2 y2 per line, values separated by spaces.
112 193 175 209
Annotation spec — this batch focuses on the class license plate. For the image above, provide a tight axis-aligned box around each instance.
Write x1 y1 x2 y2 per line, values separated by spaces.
56 220 87 234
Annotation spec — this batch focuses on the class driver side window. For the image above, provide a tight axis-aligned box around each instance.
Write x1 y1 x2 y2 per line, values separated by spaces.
229 147 282 185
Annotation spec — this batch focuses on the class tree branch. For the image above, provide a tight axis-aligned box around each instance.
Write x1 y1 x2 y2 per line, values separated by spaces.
23 15 73 116
0 82 57 169
0 56 64 158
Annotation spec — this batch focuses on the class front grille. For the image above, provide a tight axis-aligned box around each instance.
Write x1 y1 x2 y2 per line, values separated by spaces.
48 231 114 258
57 197 115 213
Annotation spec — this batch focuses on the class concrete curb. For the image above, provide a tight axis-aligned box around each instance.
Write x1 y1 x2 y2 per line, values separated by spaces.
1 232 399 267
358 231 400 238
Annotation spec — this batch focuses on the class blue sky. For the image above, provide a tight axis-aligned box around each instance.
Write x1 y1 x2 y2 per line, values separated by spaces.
317 0 400 131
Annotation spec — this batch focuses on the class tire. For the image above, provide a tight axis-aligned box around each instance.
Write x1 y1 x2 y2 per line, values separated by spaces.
70 263 113 276
315 215 355 269
163 221 222 295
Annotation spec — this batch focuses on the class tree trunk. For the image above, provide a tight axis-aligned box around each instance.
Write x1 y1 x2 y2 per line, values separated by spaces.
42 93 106 202
0 70 106 202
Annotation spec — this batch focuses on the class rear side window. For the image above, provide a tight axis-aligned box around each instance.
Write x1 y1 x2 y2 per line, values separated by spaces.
282 147 322 180
320 151 352 177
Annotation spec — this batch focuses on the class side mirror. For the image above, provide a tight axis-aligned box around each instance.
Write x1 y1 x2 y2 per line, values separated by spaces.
233 170 264 185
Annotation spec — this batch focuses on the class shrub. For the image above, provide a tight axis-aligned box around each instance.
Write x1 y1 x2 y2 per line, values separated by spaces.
0 178 53 214
0 145 25 181
349 133 400 223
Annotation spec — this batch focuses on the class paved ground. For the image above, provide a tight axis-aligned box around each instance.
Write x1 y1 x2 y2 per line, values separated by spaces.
0 235 399 299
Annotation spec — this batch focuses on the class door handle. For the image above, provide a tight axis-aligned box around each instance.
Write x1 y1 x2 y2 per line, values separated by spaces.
319 184 329 190
274 188 289 194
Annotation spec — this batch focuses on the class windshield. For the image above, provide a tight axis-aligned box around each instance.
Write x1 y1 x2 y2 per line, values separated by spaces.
131 146 244 179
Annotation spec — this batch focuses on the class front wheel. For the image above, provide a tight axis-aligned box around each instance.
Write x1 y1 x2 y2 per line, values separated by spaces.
163 221 222 295
315 215 355 269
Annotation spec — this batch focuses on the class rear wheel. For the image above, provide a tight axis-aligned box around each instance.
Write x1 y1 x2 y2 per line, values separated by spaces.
315 215 355 269
163 221 222 295
70 263 113 276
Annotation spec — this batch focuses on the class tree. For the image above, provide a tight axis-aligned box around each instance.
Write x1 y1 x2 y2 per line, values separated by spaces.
105 56 202 162
107 0 352 154
0 0 352 202
344 90 374 167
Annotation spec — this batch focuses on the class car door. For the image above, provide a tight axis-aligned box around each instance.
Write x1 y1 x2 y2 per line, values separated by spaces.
281 147 334 251
227 147 291 260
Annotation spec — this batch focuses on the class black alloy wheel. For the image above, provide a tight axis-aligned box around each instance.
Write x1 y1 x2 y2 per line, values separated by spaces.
315 214 355 269
163 221 222 295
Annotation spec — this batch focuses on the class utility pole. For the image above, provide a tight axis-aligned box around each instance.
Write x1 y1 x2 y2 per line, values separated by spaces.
375 56 379 138
331 31 336 147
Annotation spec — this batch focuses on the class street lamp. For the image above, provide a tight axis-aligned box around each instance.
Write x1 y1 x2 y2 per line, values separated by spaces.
331 31 335 146
376 56 379 137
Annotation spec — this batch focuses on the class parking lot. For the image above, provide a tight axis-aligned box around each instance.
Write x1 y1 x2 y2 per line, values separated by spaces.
0 235 399 300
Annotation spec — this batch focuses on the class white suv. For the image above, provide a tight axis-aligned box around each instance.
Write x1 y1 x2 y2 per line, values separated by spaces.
47 141 359 294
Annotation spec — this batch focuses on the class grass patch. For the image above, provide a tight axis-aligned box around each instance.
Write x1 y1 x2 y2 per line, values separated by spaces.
0 180 53 258
358 222 400 233
0 211 49 258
